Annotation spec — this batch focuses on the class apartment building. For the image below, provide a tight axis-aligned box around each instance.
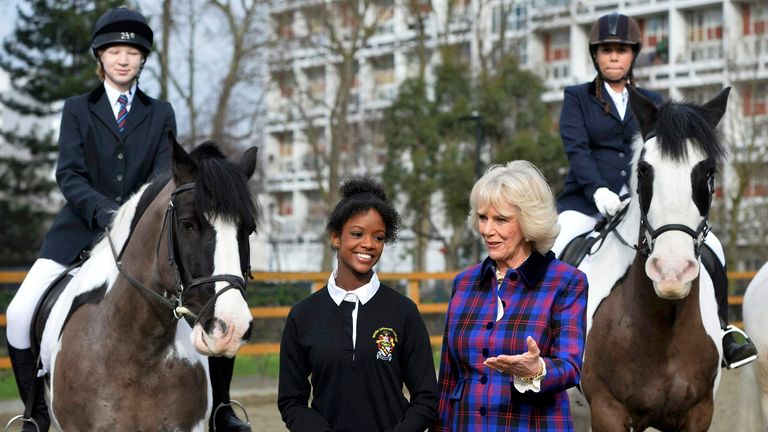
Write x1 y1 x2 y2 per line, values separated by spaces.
255 0 768 272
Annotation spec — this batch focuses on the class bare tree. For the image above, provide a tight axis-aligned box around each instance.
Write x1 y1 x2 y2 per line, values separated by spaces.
271 1 391 270
159 0 173 100
720 81 768 271
162 0 268 153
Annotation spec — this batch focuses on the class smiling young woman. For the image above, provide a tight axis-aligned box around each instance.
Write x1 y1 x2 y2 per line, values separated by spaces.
278 176 438 432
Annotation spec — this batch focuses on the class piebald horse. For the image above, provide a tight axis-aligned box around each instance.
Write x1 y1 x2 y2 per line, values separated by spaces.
37 136 258 431
579 87 730 431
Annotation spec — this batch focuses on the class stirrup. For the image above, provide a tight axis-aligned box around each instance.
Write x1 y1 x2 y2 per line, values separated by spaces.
722 325 759 369
5 415 40 432
211 400 250 432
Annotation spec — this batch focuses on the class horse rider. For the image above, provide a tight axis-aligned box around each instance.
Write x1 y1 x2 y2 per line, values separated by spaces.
551 12 757 370
5 7 247 431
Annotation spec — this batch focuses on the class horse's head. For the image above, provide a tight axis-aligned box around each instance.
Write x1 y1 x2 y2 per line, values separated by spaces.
159 134 259 357
628 86 728 299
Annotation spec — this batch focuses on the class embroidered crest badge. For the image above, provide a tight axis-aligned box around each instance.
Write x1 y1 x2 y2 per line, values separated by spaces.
372 327 398 361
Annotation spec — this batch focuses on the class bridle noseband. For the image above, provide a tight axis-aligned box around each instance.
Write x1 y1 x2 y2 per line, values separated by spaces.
107 181 249 325
638 210 710 258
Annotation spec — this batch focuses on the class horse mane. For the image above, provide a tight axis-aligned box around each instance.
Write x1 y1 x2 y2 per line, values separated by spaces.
655 100 727 165
190 141 261 232
131 174 171 233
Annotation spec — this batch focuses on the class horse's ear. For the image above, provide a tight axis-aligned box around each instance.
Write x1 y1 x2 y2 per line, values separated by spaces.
628 85 658 141
701 87 730 127
238 146 258 179
169 131 196 183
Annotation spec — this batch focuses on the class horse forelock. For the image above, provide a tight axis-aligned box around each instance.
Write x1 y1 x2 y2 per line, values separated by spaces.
190 144 261 232
656 101 726 165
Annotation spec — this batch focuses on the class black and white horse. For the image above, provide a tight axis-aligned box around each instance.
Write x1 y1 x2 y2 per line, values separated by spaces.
38 137 258 431
576 87 729 431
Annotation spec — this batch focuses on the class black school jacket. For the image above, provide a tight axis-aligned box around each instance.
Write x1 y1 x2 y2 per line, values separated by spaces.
39 85 176 264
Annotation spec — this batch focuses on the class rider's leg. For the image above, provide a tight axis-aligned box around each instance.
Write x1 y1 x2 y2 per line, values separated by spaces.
552 210 600 258
6 258 64 432
701 234 758 369
7 347 50 432
209 355 251 431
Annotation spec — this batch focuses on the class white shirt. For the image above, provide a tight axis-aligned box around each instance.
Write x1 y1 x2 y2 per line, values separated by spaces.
327 271 380 350
603 81 628 120
104 82 137 120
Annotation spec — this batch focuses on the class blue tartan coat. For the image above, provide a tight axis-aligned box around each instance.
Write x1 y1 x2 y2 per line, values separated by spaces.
39 85 176 265
434 251 587 431
557 80 662 215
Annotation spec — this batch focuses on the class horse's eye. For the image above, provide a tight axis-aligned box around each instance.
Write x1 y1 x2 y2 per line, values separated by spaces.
180 220 196 232
637 165 649 178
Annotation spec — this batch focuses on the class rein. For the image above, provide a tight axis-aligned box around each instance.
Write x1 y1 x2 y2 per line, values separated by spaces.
106 181 247 325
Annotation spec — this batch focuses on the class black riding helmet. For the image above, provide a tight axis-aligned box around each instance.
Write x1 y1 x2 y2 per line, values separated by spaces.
91 7 153 57
588 12 642 80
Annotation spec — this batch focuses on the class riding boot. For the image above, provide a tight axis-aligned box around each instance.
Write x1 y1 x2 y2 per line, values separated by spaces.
701 245 758 369
208 356 251 431
8 345 50 432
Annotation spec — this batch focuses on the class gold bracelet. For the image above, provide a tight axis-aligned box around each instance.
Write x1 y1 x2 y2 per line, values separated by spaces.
518 360 544 382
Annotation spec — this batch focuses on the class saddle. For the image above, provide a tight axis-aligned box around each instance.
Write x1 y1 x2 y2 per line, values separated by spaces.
29 253 88 361
558 206 630 268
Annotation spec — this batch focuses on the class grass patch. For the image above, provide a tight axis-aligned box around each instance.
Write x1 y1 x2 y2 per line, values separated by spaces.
0 370 19 401
234 354 280 378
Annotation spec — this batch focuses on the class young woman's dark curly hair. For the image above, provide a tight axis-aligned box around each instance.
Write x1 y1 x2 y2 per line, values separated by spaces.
326 176 401 248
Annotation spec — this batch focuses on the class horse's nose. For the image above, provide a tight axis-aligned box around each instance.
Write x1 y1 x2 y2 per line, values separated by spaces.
646 256 699 298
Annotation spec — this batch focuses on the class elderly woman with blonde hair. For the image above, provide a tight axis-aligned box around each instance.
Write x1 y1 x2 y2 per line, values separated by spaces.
433 161 588 431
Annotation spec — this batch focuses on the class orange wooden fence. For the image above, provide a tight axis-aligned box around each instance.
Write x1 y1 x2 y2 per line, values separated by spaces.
0 270 755 369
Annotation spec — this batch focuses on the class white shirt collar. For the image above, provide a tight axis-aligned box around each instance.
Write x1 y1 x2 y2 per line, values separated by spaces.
104 82 137 115
603 81 628 120
327 271 380 305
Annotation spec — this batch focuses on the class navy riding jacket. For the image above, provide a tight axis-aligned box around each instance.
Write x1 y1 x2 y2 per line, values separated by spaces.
557 80 662 215
39 85 176 265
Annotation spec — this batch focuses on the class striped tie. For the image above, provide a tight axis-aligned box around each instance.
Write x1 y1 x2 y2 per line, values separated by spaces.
116 94 128 133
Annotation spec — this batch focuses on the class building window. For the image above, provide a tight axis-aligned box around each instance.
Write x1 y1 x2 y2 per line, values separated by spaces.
681 85 721 105
492 2 526 33
544 29 569 81
638 14 668 65
742 3 768 36
305 67 325 106
274 12 293 39
277 132 293 157
274 71 294 99
375 0 395 34
303 6 325 40
371 55 396 101
686 7 723 62
743 82 767 116
275 192 293 216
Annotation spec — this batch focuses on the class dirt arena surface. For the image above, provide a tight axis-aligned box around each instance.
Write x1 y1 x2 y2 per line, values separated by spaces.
0 368 753 431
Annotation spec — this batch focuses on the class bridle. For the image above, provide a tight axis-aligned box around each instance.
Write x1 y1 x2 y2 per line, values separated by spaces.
107 181 249 325
638 207 710 258
635 131 712 258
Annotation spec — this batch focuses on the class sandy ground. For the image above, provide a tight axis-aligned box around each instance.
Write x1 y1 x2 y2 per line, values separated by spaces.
0 368 757 431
